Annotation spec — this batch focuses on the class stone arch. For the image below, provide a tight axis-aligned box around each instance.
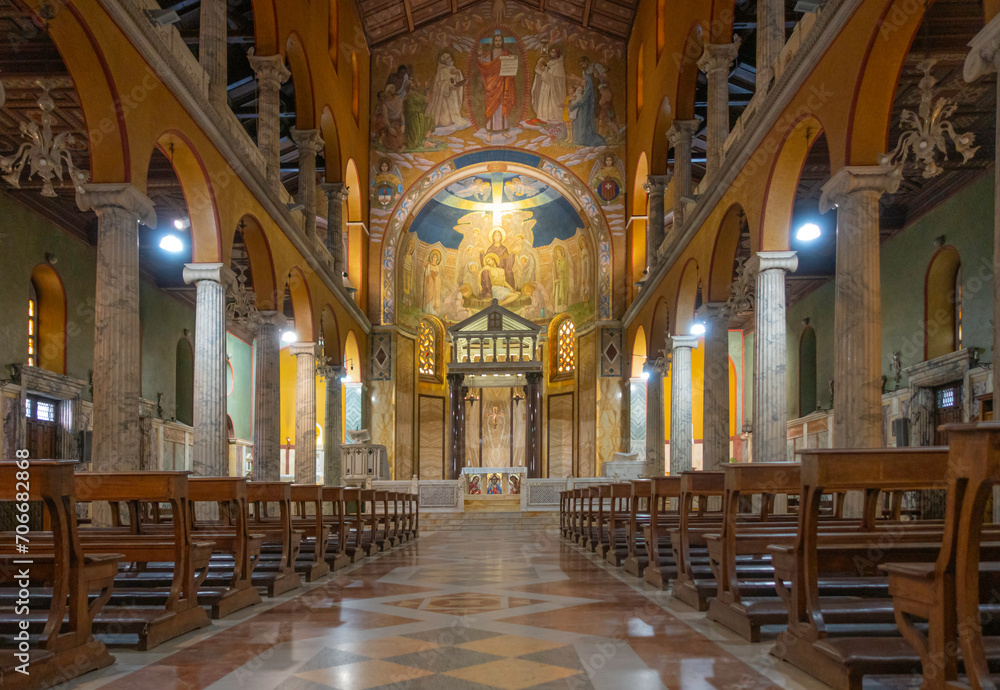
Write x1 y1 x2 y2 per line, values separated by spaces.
648 297 669 362
343 330 361 382
321 305 342 364
925 245 963 360
379 153 614 324
344 159 362 221
233 214 278 310
249 0 279 54
320 106 342 181
631 151 651 296
282 267 316 342
146 131 223 263
674 22 705 121
759 115 826 252
707 203 746 302
631 326 648 377
30 263 67 375
328 0 340 68
650 97 674 174
673 258 700 335
285 31 317 129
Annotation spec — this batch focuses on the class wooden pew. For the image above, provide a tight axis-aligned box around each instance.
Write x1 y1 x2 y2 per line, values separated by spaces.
290 485 331 581
883 423 1000 689
342 487 367 562
247 482 303 596
74 472 213 650
602 483 633 565
770 447 964 690
587 484 612 554
0 460 120 689
643 476 682 589
670 471 727 610
621 479 651 576
320 487 353 570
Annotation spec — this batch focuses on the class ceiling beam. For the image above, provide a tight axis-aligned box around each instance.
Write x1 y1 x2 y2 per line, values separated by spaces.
402 0 415 33
582 0 592 27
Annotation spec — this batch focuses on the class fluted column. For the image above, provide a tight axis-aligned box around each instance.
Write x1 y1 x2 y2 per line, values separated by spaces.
199 0 228 110
253 310 285 481
291 128 324 243
644 359 666 477
698 39 741 178
965 15 1000 412
321 182 350 280
669 335 698 474
76 184 156 473
324 366 344 486
525 372 544 478
821 166 901 448
751 251 798 463
448 373 465 479
247 49 290 186
667 119 701 230
698 302 730 470
643 174 671 271
290 342 318 483
757 0 784 94
183 263 234 477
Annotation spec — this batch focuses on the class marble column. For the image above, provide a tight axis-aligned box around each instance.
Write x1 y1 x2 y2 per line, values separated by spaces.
77 184 156 473
644 359 666 477
820 166 901 448
757 0 784 94
448 373 465 479
199 0 228 111
751 251 798 463
183 263 233 477
965 15 1000 412
643 174 671 271
253 310 285 482
291 128 324 244
524 372 544 478
669 335 698 474
320 182 349 280
698 302 730 470
667 119 701 230
324 366 344 486
247 49 290 186
698 39 741 179
290 342 318 484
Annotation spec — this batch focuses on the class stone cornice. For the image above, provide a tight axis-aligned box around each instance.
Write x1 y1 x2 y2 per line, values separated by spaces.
668 334 699 350
623 0 856 329
819 165 902 213
750 251 798 275
183 262 235 287
95 0 371 334
289 342 319 358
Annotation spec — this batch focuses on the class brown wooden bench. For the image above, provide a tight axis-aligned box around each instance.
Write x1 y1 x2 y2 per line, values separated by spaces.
288 484 332 581
0 460 120 688
621 479 652 576
247 482 303 596
643 476 682 589
320 487 352 570
602 484 633 565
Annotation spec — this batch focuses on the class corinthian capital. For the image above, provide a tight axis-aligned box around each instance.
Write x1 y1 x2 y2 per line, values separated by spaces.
667 119 702 146
698 37 742 75
819 165 901 214
291 127 325 153
76 183 157 227
321 182 351 204
642 173 672 196
248 48 291 86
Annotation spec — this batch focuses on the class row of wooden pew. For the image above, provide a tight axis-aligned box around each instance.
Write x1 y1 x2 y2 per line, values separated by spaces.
0 464 419 689
560 421 1000 690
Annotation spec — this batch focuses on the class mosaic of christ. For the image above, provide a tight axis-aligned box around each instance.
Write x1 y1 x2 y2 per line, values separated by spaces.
397 171 596 327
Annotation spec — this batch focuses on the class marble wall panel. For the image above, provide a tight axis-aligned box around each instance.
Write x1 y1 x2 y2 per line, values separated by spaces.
370 379 395 472
548 393 574 478
418 395 445 480
578 331 597 476
395 335 415 479
629 380 647 462
597 377 623 473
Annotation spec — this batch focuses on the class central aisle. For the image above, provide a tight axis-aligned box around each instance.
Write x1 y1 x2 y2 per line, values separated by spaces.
69 531 822 689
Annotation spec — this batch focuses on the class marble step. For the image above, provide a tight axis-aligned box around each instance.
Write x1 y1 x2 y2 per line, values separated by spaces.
419 511 559 531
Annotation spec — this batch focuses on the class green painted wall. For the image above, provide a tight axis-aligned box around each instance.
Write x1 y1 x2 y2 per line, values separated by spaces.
226 333 253 440
140 282 196 418
785 172 995 418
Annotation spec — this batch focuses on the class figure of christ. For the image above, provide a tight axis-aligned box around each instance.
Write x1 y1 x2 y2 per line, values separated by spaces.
480 228 514 287
480 255 520 307
477 30 517 142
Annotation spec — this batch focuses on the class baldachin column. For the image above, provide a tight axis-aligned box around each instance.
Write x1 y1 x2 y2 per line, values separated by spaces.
698 302 730 470
183 263 234 477
323 365 344 486
199 0 228 110
698 38 741 179
290 342 318 484
644 359 666 477
525 372 544 478
291 128 324 244
643 174 671 272
965 15 1000 412
667 119 701 231
448 373 465 479
751 251 798 463
76 184 156 473
321 182 350 281
668 335 698 474
821 166 901 448
247 49 290 186
253 310 285 481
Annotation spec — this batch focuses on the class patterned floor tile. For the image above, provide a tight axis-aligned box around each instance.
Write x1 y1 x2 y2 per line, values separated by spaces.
442 658 582 689
333 635 441 659
456 635 568 658
296 648 371 672
295 659 434 689
383 646 505 673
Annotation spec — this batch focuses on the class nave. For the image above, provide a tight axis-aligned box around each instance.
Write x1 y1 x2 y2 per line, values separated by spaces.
54 529 822 690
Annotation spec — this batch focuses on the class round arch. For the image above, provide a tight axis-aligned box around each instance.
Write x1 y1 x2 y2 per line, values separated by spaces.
282 267 316 342
760 115 825 252
925 245 963 360
343 330 361 382
673 258 700 335
344 159 362 221
233 214 278 310
285 31 317 129
674 22 705 121
631 326 648 378
707 203 746 302
30 264 67 375
631 151 651 295
632 151 650 216
650 97 673 174
320 106 342 180
249 0 279 54
648 297 669 362
321 305 342 364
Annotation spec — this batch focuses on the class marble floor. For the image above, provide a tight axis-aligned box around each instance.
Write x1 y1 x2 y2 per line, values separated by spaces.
60 530 855 690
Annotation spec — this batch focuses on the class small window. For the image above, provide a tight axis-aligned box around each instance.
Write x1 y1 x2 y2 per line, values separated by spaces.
418 320 435 376
936 386 961 410
557 319 576 374
26 396 57 423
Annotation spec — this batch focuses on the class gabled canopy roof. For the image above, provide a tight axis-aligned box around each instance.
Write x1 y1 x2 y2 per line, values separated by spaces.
448 299 543 337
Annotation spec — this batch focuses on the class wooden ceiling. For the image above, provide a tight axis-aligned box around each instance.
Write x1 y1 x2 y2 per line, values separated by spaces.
354 0 640 46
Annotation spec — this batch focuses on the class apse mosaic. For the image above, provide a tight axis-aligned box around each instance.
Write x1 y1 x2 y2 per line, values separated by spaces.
371 0 625 328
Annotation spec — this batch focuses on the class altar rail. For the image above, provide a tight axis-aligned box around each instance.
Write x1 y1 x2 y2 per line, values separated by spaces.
417 480 464 512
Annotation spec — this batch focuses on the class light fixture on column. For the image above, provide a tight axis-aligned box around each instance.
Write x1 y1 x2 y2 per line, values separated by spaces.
690 322 706 336
795 222 821 242
879 59 979 179
281 329 297 344
1 80 88 197
512 374 525 406
173 217 191 230
159 234 184 253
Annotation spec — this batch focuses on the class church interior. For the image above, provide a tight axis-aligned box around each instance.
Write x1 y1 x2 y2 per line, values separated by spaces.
2 0 1000 687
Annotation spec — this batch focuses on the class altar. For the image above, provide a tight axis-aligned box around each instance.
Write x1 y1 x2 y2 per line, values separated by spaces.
462 466 526 495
